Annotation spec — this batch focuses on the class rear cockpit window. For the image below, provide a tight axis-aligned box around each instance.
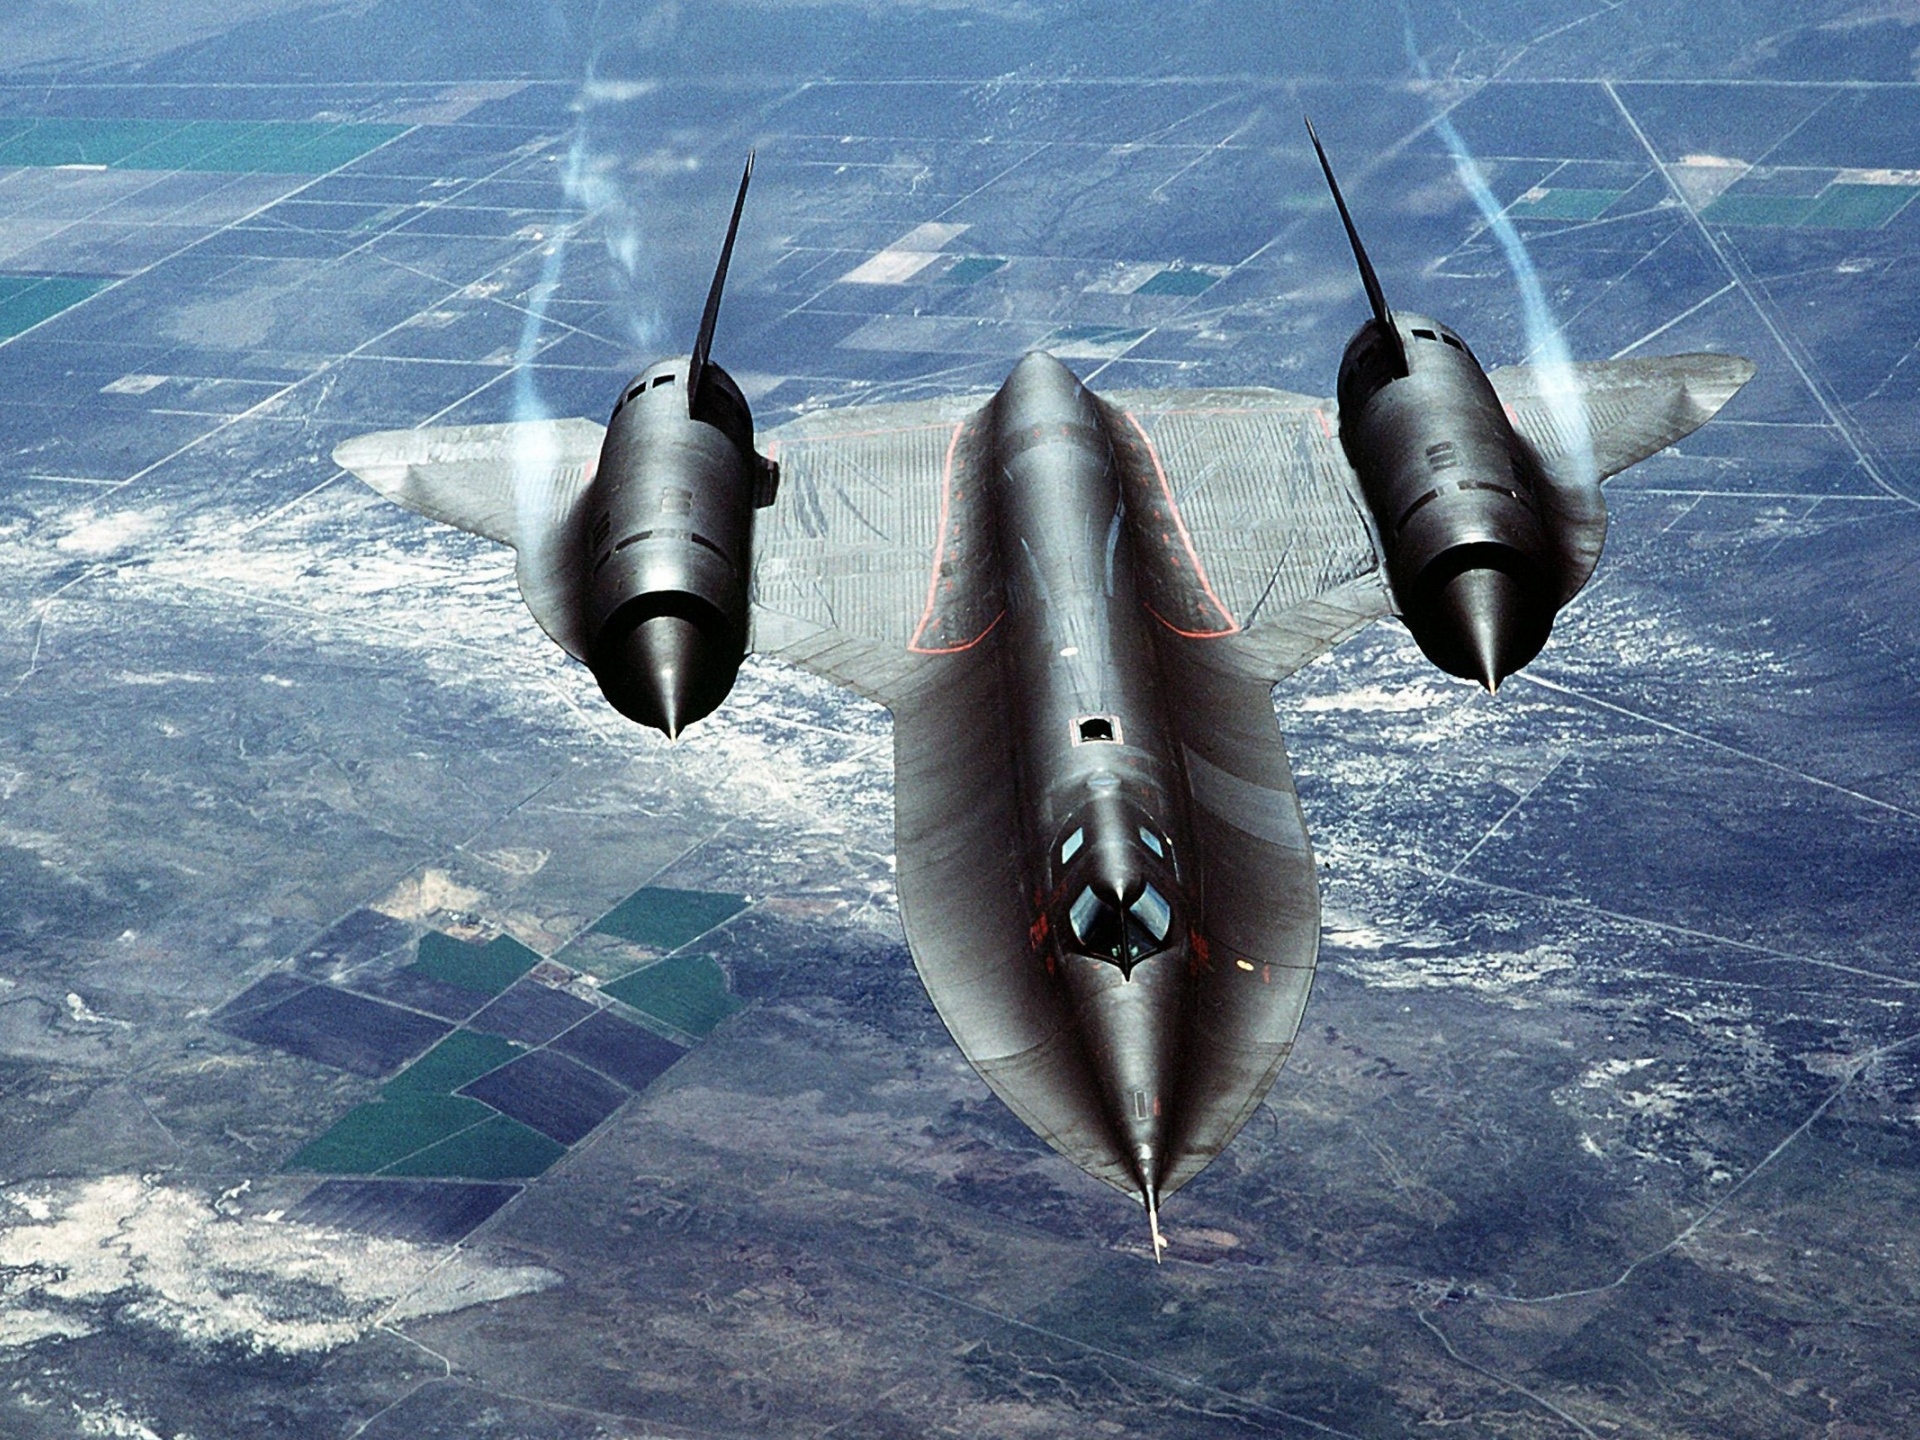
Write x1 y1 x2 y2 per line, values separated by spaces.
1412 327 1438 341
652 373 675 388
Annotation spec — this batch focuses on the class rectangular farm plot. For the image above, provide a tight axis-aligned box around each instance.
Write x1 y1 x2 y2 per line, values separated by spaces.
381 1115 566 1181
552 1010 687 1090
382 1030 521 1096
467 979 597 1045
602 954 744 1040
347 966 492 1021
0 274 109 339
0 118 408 174
461 1050 629 1146
1800 183 1919 229
1134 266 1221 296
284 1093 493 1174
1700 194 1815 227
216 978 448 1076
1507 187 1621 221
590 886 747 951
296 908 414 978
288 1179 520 1244
938 255 1006 285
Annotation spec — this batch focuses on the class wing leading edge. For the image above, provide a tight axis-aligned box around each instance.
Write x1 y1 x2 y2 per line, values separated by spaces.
334 418 604 659
332 353 1752 706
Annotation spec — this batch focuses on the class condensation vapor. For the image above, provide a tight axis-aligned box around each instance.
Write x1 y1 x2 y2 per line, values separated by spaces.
1400 9 1596 483
510 64 668 539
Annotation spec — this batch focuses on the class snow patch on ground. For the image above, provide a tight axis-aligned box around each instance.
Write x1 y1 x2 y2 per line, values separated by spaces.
1297 680 1457 714
68 1398 174 1439
56 509 164 558
0 1177 558 1355
1330 941 1578 999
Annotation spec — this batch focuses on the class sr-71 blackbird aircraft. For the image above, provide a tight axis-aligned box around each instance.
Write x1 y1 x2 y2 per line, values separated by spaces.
337 130 1753 1256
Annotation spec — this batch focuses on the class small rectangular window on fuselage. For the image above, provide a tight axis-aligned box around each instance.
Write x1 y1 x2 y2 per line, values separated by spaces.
1073 715 1120 745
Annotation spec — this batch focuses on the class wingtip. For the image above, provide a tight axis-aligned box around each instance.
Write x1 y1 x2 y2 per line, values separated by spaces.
1669 352 1759 428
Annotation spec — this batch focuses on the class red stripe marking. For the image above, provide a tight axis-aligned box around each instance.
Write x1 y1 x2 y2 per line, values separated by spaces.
910 606 1004 656
1123 411 1239 638
908 421 1012 655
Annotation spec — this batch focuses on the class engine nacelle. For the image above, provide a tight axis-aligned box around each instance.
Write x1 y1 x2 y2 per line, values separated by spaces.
1338 312 1560 690
581 356 777 736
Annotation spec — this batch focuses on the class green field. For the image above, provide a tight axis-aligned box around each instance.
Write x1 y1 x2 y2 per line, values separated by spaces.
1136 266 1219 296
1800 184 1919 229
0 275 108 338
0 118 407 175
940 255 1006 285
284 1094 494 1174
381 1114 565 1180
1700 193 1816 226
406 932 540 996
382 1030 521 1095
590 886 747 952
603 953 744 1039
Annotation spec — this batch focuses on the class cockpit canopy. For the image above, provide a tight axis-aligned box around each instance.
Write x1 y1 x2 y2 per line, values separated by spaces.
1052 797 1180 976
1067 881 1174 972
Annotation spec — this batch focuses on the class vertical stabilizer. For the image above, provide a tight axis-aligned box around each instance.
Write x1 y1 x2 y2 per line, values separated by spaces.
686 152 754 417
1305 118 1406 376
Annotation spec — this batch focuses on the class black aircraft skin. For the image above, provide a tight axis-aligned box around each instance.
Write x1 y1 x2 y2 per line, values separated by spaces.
338 136 1754 1255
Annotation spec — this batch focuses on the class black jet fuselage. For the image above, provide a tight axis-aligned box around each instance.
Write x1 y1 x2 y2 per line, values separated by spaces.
987 354 1194 1218
883 351 1323 1237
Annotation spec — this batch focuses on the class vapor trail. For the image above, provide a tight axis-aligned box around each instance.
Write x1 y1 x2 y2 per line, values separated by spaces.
1399 8 1596 483
508 60 667 538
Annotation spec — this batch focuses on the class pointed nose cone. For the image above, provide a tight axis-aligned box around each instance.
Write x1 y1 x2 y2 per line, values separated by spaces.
1056 933 1184 1251
1426 566 1548 692
1143 1179 1167 1262
633 615 704 738
592 614 736 738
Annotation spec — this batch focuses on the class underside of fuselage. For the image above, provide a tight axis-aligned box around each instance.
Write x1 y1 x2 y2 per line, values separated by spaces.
890 352 1323 1226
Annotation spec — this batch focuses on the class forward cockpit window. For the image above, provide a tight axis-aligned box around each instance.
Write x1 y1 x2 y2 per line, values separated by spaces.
1132 884 1172 945
1068 886 1121 957
1060 827 1085 864
1067 883 1174 969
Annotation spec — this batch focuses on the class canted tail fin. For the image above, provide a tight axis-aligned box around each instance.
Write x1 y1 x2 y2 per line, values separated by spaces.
686 152 754 422
1306 117 1407 378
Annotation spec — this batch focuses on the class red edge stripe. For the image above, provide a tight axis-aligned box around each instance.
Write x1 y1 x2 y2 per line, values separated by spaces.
1122 410 1240 638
